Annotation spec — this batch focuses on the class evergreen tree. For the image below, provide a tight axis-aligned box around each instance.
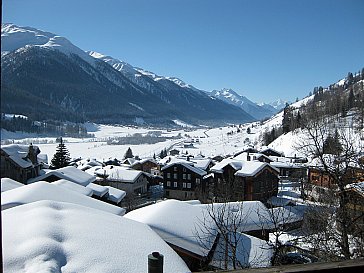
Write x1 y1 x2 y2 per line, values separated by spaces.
51 137 71 169
124 147 134 159
282 104 293 133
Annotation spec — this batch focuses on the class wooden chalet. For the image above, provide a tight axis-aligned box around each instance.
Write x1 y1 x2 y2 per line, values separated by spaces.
161 162 208 201
210 159 279 203
0 144 41 183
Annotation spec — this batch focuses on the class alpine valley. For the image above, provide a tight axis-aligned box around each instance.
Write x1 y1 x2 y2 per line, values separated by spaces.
1 24 277 127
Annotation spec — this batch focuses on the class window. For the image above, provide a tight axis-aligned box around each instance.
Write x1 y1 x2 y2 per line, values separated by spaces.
183 182 186 188
174 182 178 188
174 173 178 179
196 178 200 184
187 174 191 180
167 173 171 178
183 173 186 179
187 183 191 188
183 167 186 172
174 167 177 171
167 181 171 187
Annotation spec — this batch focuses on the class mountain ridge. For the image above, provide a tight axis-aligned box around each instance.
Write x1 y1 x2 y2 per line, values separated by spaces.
1 23 255 126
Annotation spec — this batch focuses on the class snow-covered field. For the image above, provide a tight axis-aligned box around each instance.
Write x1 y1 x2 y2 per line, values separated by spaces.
2 121 283 161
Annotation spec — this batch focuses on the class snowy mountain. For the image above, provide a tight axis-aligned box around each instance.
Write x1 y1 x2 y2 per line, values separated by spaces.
1 24 254 126
210 88 275 120
257 99 289 116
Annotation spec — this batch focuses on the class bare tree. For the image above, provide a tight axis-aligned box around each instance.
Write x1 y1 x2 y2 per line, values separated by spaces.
195 201 271 270
296 118 364 260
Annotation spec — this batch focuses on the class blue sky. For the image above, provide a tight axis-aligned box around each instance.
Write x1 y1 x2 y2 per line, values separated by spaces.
3 0 364 103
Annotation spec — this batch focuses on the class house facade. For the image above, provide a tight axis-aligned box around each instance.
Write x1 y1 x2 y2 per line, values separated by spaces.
211 159 279 203
162 162 207 201
235 164 279 203
0 144 41 183
96 166 149 195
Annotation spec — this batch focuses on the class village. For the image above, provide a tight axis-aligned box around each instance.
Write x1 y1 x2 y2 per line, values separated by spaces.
2 122 363 272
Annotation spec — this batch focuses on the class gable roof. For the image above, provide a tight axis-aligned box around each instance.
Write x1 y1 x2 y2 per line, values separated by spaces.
210 158 244 174
1 178 24 192
28 166 96 186
233 152 272 162
161 162 207 176
1 144 39 168
125 199 217 257
235 161 279 177
1 181 125 216
2 200 189 273
52 179 94 196
105 186 127 203
259 146 284 157
95 166 145 183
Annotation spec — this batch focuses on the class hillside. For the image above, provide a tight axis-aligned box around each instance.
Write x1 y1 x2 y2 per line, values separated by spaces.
1 24 254 126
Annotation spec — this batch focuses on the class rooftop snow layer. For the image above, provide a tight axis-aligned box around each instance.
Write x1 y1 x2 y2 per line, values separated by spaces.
125 199 217 257
95 166 144 183
28 166 96 186
161 162 207 176
1 178 24 192
1 144 39 168
105 186 127 203
52 179 93 196
86 182 109 197
2 200 190 273
210 158 244 173
1 181 125 216
211 232 272 269
235 161 278 177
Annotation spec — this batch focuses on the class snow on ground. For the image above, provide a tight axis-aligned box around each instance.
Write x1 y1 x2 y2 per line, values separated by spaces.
2 123 268 160
2 200 190 273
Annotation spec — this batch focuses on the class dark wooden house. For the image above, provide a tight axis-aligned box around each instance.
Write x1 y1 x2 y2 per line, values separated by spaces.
0 144 41 183
211 159 279 203
161 162 207 201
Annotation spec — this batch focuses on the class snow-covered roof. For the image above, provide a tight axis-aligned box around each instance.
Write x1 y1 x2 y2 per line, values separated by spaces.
233 152 271 162
105 186 127 203
28 166 96 186
192 158 213 170
52 179 93 196
1 181 125 216
131 157 158 166
211 232 272 269
1 178 24 192
2 200 190 273
235 161 278 177
267 196 296 207
196 201 302 232
260 146 284 156
1 144 41 168
125 199 218 257
210 158 244 174
84 165 103 175
161 162 207 176
159 156 193 166
270 161 302 169
86 182 109 197
95 166 144 183
182 200 202 205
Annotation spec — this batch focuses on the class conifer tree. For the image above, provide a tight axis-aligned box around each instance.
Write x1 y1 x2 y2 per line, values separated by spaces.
51 137 71 169
124 147 134 159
